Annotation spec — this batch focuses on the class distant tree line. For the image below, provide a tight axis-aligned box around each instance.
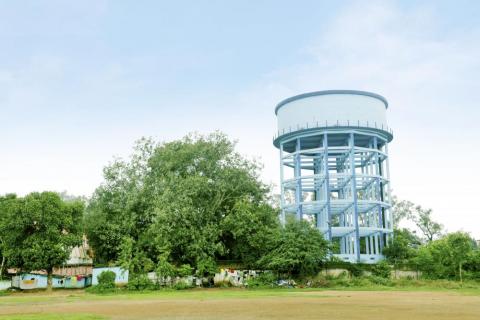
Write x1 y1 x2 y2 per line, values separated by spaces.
385 198 480 282
1 132 478 290
0 133 329 290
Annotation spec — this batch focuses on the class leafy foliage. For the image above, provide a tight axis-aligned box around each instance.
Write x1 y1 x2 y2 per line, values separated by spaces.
371 260 391 279
0 192 84 290
245 272 277 288
96 270 116 290
414 232 475 281
392 198 443 242
127 274 154 290
258 218 329 277
464 250 480 280
221 199 279 268
85 133 272 276
383 228 421 264
0 195 16 279
346 263 364 277
84 138 155 266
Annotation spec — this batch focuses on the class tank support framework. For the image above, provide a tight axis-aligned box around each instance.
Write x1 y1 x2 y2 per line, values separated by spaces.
278 129 393 263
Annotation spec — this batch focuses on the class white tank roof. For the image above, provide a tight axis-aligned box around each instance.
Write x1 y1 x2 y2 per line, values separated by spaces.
275 90 392 139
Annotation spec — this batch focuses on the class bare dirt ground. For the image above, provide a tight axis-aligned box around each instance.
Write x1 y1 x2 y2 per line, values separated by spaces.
1 289 480 320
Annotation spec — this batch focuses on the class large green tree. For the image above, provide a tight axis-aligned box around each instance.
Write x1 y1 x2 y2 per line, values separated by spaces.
221 199 279 268
257 218 330 277
383 228 421 265
0 195 17 279
392 198 443 242
464 249 480 280
84 137 155 266
414 232 475 281
85 133 273 275
0 192 84 290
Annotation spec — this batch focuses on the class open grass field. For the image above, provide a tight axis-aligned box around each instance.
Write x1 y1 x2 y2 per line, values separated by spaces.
1 288 480 320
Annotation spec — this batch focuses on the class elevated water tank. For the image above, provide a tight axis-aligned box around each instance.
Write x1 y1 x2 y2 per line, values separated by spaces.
274 90 394 263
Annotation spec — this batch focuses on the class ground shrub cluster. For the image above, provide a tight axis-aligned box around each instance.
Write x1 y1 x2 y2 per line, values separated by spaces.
245 272 277 288
127 274 155 291
303 272 480 290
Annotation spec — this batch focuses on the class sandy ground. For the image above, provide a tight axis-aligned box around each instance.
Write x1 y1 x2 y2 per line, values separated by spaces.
1 290 480 320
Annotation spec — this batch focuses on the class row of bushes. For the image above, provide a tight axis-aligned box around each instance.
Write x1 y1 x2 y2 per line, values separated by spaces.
318 260 392 279
87 271 196 293
240 270 480 290
87 261 480 293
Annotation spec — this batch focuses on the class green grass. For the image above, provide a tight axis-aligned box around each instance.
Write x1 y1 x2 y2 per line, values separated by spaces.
0 288 326 306
0 314 106 320
1 282 479 307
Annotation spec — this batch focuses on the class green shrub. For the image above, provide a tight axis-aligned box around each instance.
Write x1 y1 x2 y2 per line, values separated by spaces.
310 277 331 288
372 261 392 279
127 274 154 291
172 281 192 290
368 275 392 286
347 264 363 277
329 276 352 287
246 272 276 288
97 270 116 290
350 277 372 287
86 285 117 294
214 280 232 288
176 264 193 277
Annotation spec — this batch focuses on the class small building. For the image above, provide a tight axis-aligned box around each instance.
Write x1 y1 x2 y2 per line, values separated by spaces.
10 273 92 290
0 280 11 291
54 236 93 276
9 237 93 290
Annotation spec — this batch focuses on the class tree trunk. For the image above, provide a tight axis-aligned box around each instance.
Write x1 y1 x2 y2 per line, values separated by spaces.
0 255 5 279
47 270 53 292
394 260 397 280
459 263 463 284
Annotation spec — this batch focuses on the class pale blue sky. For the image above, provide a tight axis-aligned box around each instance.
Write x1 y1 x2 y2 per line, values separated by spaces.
2 0 480 237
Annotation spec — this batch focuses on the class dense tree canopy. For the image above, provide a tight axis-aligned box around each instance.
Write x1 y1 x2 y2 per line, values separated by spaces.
258 218 330 277
414 232 476 281
85 133 283 275
383 228 421 264
221 199 279 268
0 192 84 290
0 195 16 278
387 198 480 281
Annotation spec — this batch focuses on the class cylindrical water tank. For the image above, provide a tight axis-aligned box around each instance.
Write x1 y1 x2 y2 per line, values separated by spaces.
274 90 394 264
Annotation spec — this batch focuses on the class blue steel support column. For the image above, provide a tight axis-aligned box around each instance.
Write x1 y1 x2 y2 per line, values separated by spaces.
373 136 384 250
385 142 393 241
323 133 332 241
349 133 361 262
279 142 286 227
314 153 322 230
295 138 303 220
